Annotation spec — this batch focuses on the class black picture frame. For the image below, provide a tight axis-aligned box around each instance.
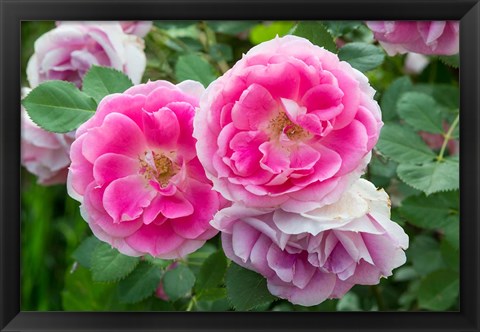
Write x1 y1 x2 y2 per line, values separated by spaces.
1 0 479 331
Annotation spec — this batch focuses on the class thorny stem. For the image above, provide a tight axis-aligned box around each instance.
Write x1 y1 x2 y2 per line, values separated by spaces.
437 113 459 162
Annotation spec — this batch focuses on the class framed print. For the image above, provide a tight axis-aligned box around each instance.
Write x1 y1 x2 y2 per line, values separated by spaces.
1 0 479 331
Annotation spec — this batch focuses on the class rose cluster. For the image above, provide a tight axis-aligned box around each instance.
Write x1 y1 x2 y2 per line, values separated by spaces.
21 22 423 307
194 35 408 305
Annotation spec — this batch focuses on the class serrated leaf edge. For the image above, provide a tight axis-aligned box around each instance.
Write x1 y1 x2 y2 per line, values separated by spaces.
90 259 140 283
22 80 97 133
396 164 459 195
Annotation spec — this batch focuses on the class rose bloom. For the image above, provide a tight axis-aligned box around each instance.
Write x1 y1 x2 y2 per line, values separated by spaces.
27 21 146 88
57 21 153 38
194 35 382 212
212 179 409 306
366 21 459 55
404 52 429 74
67 80 222 258
21 88 75 185
119 21 153 37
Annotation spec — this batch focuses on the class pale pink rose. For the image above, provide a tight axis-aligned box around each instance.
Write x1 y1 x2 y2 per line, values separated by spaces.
27 22 146 88
366 21 459 56
21 88 75 185
67 80 222 258
119 21 153 37
194 35 382 213
404 52 429 74
57 21 153 38
212 179 408 306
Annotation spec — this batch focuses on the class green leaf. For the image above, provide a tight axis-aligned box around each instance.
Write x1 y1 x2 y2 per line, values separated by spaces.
91 243 140 282
322 21 362 38
368 155 398 188
22 80 97 133
175 54 217 87
442 216 460 250
397 158 459 195
209 43 233 62
62 266 124 311
376 124 436 164
441 239 459 272
207 21 257 35
154 21 196 30
226 263 276 311
187 242 217 276
82 66 133 104
438 54 459 69
397 92 444 134
117 261 163 304
338 42 385 72
144 255 172 269
393 266 419 282
290 21 336 53
250 21 295 45
399 191 459 229
408 235 445 276
380 76 413 122
418 270 459 310
399 280 421 309
336 292 361 311
195 250 227 292
415 84 459 113
197 288 227 302
162 264 196 301
369 155 398 178
72 236 101 269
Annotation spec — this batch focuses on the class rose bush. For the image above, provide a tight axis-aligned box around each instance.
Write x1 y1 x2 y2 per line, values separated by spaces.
67 80 222 258
366 21 459 55
20 20 458 313
212 178 409 306
194 35 382 212
27 21 146 88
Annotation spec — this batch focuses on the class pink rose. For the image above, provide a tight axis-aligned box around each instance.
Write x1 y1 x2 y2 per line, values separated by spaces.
27 22 146 88
194 35 382 212
21 88 75 185
366 21 459 56
212 179 408 306
67 80 222 258
119 21 153 37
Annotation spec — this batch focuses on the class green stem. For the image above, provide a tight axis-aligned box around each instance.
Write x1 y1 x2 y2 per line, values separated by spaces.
149 26 190 52
371 285 385 311
186 296 197 311
198 21 230 74
437 113 459 162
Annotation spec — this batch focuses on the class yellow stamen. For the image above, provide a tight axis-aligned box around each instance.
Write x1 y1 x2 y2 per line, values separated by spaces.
139 151 177 187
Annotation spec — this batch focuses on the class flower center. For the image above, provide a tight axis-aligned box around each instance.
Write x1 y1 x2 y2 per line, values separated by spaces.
268 112 309 140
139 151 177 187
